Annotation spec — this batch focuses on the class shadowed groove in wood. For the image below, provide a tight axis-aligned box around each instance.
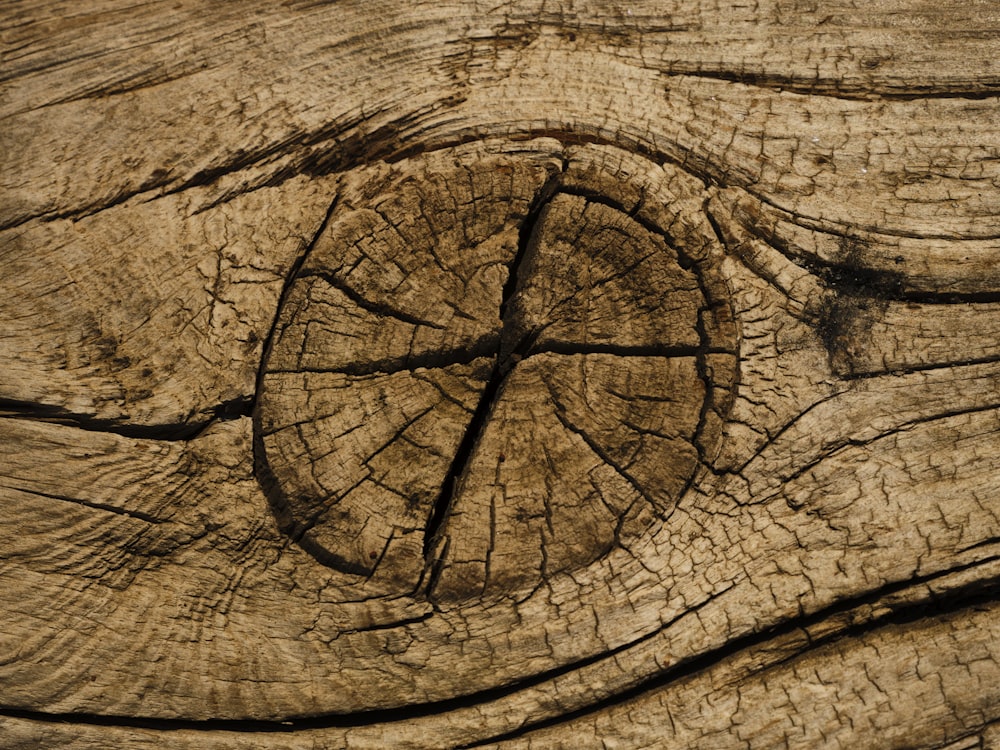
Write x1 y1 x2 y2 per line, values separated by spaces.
422 168 564 561
0 554 997 741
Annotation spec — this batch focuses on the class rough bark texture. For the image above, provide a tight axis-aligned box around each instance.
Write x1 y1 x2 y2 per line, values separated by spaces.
2 2 1000 748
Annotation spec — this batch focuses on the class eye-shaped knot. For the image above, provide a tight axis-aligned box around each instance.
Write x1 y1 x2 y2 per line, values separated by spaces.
255 139 737 601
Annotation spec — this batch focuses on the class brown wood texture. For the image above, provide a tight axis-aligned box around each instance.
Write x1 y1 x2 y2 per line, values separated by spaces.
2 2 1000 748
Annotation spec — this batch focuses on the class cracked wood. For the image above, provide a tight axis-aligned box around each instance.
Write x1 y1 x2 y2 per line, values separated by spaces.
2 2 1000 749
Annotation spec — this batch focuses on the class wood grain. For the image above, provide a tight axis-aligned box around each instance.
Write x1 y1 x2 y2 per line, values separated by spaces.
2 1 998 747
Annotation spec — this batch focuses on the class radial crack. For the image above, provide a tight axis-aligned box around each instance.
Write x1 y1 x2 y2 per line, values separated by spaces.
421 170 564 562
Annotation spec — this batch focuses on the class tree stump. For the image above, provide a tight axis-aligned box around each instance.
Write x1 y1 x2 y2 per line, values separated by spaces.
2 2 1000 748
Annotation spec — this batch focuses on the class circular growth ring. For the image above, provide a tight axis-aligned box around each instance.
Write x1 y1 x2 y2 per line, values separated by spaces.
257 138 737 603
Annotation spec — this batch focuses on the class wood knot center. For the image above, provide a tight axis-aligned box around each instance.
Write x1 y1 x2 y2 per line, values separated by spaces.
256 140 736 601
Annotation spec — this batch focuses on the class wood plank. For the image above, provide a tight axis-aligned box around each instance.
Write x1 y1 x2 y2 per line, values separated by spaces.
2 1 999 746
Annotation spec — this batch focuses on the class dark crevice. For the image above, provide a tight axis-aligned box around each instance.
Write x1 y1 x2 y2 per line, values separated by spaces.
2 559 998 736
556 186 687 255
211 395 254 422
9 171 176 229
337 611 435 635
663 67 1000 102
188 164 309 216
778 401 1000 489
926 724 1000 750
252 194 341 414
5 133 301 229
689 306 721 464
729 390 845 476
252 194 343 545
673 201 737 472
38 66 214 114
549 402 655 509
3 101 448 230
731 384 998 477
307 271 447 330
706 197 1000 380
418 536 450 598
531 341 708 358
721 177 1000 244
0 485 163 524
0 584 727 735
420 168 564 567
547 186 738 477
717 191 1000 293
280 470 373 576
703 198 733 262
464 559 1000 747
892 289 1000 305
502 170 565 316
266 336 499 379
0 398 206 441
3 126 675 234
959 536 1000 554
0 394 253 442
14 106 1000 249
294 535 376 577
837 354 1000 381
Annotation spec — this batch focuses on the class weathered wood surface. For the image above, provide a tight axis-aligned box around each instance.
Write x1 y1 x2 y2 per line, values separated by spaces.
2 2 1000 748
